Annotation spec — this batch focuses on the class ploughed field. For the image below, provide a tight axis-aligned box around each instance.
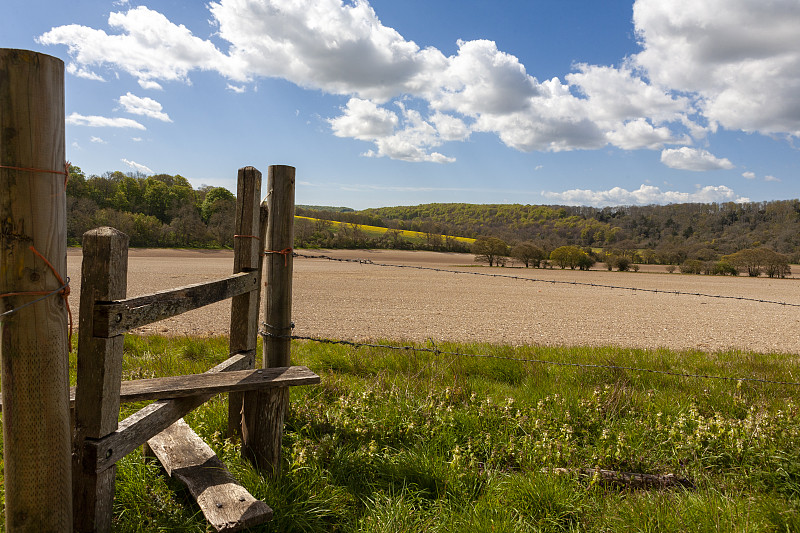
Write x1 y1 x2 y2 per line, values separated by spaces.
66 248 800 354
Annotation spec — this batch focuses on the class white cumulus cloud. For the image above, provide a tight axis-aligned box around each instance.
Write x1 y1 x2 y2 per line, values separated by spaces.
139 80 164 90
37 7 238 87
329 98 398 141
66 62 105 81
118 92 172 122
38 0 800 165
567 64 691 125
607 118 688 150
543 184 749 206
209 0 445 101
660 147 734 171
633 0 800 136
66 112 146 130
121 158 153 174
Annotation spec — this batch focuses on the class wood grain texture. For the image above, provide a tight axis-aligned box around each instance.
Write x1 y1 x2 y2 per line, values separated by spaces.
263 165 295 368
0 48 72 532
0 357 320 411
73 227 128 533
83 351 276 473
93 270 259 337
147 419 273 532
243 165 296 472
228 168 263 438
115 365 318 402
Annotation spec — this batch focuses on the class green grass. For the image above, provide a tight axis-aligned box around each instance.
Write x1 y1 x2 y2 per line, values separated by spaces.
2 336 800 531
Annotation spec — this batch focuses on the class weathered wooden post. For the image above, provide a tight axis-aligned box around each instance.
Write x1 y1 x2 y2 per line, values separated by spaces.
242 165 295 472
73 227 128 533
228 166 264 437
0 49 72 530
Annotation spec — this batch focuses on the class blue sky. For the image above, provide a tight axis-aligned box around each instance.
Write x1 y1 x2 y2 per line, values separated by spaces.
3 0 798 209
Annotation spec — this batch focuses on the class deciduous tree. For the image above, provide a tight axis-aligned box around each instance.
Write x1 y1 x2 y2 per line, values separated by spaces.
511 242 545 268
472 237 509 267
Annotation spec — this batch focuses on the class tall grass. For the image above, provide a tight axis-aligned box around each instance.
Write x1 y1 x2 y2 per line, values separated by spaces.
2 336 800 531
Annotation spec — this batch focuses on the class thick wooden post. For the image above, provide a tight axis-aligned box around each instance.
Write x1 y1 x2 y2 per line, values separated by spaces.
0 49 72 531
242 165 295 472
73 227 128 533
227 166 264 438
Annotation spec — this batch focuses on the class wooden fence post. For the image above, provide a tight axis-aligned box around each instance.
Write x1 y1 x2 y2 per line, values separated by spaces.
242 165 295 473
73 227 128 532
228 166 263 438
0 48 72 531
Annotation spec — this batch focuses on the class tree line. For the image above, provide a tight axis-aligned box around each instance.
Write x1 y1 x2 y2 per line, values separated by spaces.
66 166 236 248
354 202 800 260
469 237 792 278
294 211 471 252
66 167 800 276
65 168 470 251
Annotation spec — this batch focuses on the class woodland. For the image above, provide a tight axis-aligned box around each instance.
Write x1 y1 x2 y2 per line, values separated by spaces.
67 166 800 267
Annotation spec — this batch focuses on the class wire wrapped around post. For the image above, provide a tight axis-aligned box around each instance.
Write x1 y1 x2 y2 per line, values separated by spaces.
264 248 293 267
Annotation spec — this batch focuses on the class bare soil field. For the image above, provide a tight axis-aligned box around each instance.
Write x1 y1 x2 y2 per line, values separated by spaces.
66 248 800 354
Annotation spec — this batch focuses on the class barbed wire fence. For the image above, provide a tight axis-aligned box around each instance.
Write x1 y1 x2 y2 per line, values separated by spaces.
294 251 800 308
263 252 800 388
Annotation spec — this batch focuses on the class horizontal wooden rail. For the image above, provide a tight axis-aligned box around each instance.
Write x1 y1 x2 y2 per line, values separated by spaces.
82 365 320 473
119 366 319 403
0 350 258 412
93 270 260 337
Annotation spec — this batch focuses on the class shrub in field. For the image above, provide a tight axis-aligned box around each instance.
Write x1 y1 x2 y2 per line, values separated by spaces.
511 242 546 268
550 245 592 270
615 256 631 272
711 260 738 276
723 247 791 278
680 259 704 274
577 252 596 271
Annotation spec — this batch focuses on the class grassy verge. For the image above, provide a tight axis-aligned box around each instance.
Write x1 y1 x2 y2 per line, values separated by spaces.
3 336 800 531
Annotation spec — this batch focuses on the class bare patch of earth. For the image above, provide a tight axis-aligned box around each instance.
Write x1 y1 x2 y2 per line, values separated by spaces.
66 248 800 354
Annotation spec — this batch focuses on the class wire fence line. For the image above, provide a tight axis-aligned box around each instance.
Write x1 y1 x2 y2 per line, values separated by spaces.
294 251 800 308
287 252 800 387
260 328 800 387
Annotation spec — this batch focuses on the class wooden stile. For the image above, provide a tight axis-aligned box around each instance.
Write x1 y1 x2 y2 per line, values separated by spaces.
87 365 320 474
1 53 315 529
2 158 314 530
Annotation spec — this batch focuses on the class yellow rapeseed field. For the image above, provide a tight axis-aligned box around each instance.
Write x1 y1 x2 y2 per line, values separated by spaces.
295 216 475 244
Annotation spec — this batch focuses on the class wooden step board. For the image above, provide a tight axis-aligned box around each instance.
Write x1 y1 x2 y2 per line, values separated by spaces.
0 365 320 411
147 418 273 532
